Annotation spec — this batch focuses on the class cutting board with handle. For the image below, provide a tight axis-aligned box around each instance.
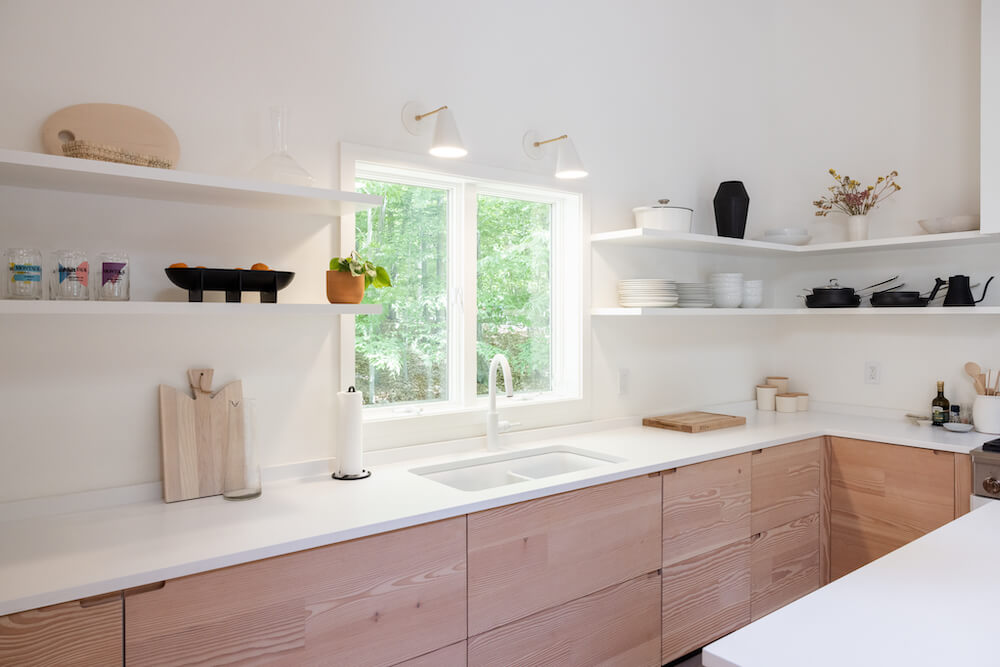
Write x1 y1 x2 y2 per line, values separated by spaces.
643 411 746 433
42 103 180 165
158 369 244 502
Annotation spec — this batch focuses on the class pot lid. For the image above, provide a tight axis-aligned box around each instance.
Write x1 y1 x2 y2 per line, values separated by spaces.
632 198 694 212
812 279 854 291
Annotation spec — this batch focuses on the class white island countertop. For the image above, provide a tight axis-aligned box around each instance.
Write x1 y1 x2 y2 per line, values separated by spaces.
0 404 992 616
704 499 1000 667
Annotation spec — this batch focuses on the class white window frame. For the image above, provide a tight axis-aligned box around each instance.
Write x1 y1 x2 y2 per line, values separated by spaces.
338 143 589 442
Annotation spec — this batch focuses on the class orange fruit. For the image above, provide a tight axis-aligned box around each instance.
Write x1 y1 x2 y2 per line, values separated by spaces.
234 267 245 271
194 266 206 269
168 262 188 269
251 262 270 271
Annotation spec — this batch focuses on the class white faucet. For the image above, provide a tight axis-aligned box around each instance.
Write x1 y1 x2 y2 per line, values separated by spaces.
486 353 515 451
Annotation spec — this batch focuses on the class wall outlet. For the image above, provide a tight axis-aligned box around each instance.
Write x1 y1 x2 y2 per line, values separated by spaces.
618 368 629 396
865 361 881 385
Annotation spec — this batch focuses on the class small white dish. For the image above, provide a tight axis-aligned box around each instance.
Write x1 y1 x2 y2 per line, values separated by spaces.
917 215 979 234
943 422 974 432
764 234 812 246
765 227 808 237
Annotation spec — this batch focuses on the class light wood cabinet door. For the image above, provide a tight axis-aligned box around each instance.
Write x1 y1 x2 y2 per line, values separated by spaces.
467 474 661 636
468 572 661 667
751 438 821 534
830 437 955 579
125 517 467 667
662 453 751 566
661 539 751 664
0 594 123 666
750 513 820 621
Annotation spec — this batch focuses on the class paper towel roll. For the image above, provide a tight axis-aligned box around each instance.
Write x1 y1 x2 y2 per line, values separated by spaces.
336 387 364 476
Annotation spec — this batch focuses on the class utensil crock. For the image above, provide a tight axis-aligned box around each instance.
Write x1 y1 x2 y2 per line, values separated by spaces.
973 395 1000 434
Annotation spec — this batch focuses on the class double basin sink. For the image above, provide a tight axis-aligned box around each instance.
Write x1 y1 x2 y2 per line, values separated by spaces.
410 445 622 492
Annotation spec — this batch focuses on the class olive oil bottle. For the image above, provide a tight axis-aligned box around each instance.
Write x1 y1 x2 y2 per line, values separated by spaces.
931 381 950 426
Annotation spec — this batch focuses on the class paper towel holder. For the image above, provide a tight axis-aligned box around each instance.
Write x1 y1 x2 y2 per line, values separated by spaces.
332 386 372 481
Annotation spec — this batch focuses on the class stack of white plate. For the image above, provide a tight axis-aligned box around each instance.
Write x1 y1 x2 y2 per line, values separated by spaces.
618 279 678 307
677 282 714 308
710 273 744 308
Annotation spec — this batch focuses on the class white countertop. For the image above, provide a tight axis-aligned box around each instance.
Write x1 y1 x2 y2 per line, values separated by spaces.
0 404 991 617
703 500 1000 667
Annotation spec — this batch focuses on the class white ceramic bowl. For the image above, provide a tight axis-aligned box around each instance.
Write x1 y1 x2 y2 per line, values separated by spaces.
764 234 812 246
714 295 743 308
764 227 808 237
741 294 763 308
918 215 979 234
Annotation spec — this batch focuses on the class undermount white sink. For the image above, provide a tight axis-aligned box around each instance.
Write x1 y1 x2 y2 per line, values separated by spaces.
410 446 623 492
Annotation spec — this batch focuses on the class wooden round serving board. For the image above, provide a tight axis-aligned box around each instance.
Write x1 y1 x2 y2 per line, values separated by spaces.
41 103 180 165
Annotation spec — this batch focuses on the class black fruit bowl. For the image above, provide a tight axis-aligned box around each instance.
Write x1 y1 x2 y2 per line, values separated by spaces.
165 268 295 303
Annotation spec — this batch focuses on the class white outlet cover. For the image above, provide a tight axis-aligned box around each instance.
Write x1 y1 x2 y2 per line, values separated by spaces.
865 362 881 385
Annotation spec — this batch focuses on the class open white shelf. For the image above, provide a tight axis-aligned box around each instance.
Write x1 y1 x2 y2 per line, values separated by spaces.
0 148 382 216
591 227 1000 257
0 301 382 316
593 306 1000 317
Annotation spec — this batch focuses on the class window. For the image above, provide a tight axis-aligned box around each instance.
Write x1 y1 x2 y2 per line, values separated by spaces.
350 160 582 417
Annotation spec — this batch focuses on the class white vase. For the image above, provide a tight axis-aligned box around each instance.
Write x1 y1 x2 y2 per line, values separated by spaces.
847 214 869 242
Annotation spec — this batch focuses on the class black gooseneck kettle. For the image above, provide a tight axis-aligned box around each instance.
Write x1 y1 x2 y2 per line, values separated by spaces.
943 275 995 306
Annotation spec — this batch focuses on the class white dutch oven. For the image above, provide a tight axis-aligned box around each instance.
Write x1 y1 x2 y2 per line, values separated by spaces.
632 199 693 232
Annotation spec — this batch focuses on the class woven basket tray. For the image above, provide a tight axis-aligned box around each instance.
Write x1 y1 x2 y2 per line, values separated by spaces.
61 140 174 169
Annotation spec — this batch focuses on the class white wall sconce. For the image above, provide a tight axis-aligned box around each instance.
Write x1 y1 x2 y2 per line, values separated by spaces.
522 130 588 179
401 101 468 158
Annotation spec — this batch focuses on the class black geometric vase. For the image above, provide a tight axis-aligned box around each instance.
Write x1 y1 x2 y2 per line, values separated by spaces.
713 181 750 239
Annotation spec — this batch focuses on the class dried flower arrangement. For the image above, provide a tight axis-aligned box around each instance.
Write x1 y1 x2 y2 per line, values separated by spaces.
813 169 901 217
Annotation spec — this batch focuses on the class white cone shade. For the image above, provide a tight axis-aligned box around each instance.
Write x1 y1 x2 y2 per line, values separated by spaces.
554 137 587 179
429 108 467 158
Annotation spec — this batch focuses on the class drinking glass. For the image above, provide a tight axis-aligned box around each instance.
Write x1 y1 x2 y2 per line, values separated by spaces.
6 248 43 300
224 397 262 500
95 251 130 301
50 249 89 300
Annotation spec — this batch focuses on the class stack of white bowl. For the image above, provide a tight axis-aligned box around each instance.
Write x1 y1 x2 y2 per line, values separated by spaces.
710 273 743 308
742 279 764 308
763 227 811 246
617 279 678 307
677 283 714 308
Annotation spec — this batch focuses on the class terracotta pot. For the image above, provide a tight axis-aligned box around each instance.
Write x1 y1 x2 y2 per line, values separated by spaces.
326 271 365 304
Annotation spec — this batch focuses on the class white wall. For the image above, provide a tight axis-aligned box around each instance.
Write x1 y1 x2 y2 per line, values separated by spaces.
0 0 983 501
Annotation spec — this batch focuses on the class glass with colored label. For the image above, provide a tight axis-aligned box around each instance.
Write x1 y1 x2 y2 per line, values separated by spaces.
50 249 89 300
6 248 43 300
96 251 130 301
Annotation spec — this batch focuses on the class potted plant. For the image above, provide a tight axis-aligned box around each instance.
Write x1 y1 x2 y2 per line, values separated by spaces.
813 169 901 241
327 251 392 304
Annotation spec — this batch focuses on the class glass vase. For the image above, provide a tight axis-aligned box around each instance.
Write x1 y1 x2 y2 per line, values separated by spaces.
249 106 314 187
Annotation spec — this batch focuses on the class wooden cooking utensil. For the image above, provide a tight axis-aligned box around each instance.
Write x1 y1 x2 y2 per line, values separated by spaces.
158 369 244 502
965 361 985 395
42 103 180 166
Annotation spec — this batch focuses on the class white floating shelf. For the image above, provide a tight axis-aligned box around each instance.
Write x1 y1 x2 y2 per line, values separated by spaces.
593 307 1000 317
0 301 382 316
591 228 1000 257
0 149 382 216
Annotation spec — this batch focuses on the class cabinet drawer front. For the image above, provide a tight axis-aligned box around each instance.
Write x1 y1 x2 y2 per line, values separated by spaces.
829 437 954 578
125 517 466 667
663 453 751 566
0 595 123 666
751 513 820 621
468 572 661 667
467 475 661 635
661 538 750 664
751 438 821 534
395 641 466 667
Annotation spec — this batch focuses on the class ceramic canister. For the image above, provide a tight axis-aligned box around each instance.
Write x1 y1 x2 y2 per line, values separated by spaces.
775 394 798 413
756 385 778 411
766 376 790 395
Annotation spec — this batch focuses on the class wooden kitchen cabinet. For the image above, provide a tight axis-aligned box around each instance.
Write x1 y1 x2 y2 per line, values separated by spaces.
467 474 661 636
829 437 956 579
750 513 820 620
751 438 822 534
125 517 467 667
394 641 466 667
0 593 123 666
468 572 662 667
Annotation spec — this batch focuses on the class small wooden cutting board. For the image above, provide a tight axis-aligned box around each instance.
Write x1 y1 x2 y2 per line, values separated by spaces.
643 411 746 433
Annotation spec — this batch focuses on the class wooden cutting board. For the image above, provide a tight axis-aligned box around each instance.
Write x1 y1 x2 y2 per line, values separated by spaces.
41 103 180 165
642 411 746 433
158 369 244 502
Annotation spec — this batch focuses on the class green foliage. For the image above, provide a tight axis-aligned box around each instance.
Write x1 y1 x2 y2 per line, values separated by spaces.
353 180 552 406
329 250 392 290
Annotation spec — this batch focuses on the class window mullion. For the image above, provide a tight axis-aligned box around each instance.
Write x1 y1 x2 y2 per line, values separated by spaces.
458 182 479 408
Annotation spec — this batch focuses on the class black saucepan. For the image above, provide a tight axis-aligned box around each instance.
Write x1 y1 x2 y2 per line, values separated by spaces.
805 279 861 308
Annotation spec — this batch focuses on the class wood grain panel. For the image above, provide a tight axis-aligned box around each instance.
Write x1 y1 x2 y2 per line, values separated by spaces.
662 453 751 566
829 437 954 579
395 641 466 667
468 572 661 667
751 438 821 533
125 518 466 667
955 453 972 518
467 475 660 636
661 539 751 664
0 594 122 666
751 513 820 621
819 436 832 586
